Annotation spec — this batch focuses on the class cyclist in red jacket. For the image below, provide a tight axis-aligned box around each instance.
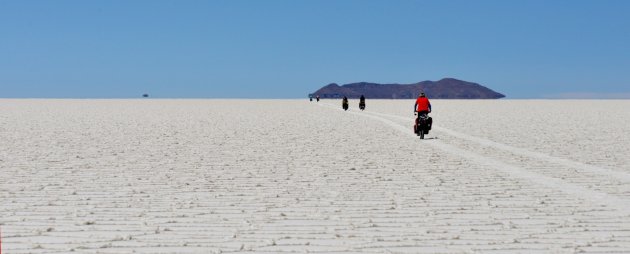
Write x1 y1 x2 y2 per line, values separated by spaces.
414 92 431 114
414 92 433 133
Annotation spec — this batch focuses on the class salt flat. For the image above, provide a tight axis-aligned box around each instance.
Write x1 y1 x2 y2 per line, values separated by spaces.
1 99 630 253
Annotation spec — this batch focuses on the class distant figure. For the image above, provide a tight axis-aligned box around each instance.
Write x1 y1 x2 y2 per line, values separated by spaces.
342 96 349 111
414 92 433 136
359 95 366 111
316 95 320 102
142 94 149 98
309 95 313 101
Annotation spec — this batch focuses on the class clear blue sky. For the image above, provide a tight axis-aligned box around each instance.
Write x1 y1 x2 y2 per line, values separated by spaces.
1 0 629 98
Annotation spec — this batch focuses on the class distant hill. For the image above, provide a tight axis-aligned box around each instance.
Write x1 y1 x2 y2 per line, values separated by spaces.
310 78 505 99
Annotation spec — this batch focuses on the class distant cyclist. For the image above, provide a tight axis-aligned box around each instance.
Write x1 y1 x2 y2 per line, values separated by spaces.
359 95 366 110
342 96 349 111
414 92 432 131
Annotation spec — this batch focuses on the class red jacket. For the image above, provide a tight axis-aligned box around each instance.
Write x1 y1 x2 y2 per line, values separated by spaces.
415 97 431 112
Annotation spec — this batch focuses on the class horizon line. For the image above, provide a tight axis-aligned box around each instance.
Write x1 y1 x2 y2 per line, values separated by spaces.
1 97 629 100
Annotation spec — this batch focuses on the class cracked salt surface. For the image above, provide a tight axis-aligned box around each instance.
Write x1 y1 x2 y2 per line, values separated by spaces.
1 99 630 253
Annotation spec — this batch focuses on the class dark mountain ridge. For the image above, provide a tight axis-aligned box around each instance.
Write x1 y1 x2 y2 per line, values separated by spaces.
310 78 505 99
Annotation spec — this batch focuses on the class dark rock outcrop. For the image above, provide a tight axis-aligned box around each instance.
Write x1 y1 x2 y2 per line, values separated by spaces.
310 78 505 99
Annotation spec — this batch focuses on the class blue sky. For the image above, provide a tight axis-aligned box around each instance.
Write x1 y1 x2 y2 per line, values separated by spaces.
1 0 629 98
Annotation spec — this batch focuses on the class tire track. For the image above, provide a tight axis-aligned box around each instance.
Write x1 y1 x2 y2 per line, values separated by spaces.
317 102 630 215
362 109 630 183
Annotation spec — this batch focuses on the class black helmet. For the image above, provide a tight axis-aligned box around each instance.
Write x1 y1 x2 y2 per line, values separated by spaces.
420 92 426 97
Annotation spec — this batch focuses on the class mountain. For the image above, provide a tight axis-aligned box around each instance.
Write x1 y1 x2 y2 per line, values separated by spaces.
310 78 505 99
